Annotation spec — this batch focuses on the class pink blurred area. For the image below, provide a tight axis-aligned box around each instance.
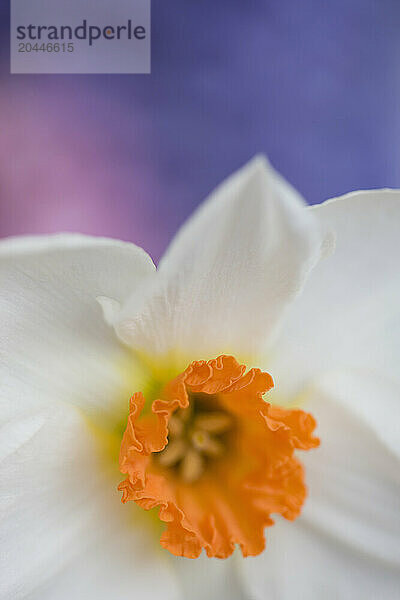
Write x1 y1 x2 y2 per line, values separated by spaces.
2 0 399 268
0 81 168 262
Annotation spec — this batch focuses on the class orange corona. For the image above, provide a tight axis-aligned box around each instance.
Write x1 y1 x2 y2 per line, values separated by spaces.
118 355 319 558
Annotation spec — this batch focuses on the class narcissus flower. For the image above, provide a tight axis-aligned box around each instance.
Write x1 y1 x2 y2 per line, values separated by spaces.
1 157 400 600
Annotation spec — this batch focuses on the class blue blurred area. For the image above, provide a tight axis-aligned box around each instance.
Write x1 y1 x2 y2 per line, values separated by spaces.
0 1 399 258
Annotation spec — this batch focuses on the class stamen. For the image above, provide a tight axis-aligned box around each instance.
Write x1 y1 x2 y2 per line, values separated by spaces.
193 412 233 434
180 447 204 483
158 438 187 467
157 400 233 482
168 415 184 437
179 405 192 423
191 430 225 457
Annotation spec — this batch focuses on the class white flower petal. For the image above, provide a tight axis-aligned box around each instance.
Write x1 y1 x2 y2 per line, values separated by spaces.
0 233 155 426
28 532 181 600
301 372 400 565
116 157 326 365
172 553 247 600
0 403 180 600
241 369 400 598
269 190 400 397
241 518 400 600
28 530 181 600
96 295 122 325
243 374 400 600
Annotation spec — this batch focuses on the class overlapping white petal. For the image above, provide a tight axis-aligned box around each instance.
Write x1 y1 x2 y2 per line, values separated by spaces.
269 189 400 398
0 234 155 425
115 157 327 366
242 191 400 597
173 553 247 600
0 402 181 600
0 235 182 598
306 374 400 562
242 519 400 600
241 370 400 598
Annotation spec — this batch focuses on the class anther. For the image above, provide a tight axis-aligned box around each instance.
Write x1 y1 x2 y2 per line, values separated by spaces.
180 447 204 483
191 430 225 457
168 415 184 437
193 412 233 434
158 438 187 467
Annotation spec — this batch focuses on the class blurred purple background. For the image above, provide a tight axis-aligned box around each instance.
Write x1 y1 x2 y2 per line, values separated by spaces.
1 1 399 261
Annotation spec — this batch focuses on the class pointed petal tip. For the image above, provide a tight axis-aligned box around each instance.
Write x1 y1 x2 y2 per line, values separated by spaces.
244 153 270 171
234 154 272 186
231 154 308 211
